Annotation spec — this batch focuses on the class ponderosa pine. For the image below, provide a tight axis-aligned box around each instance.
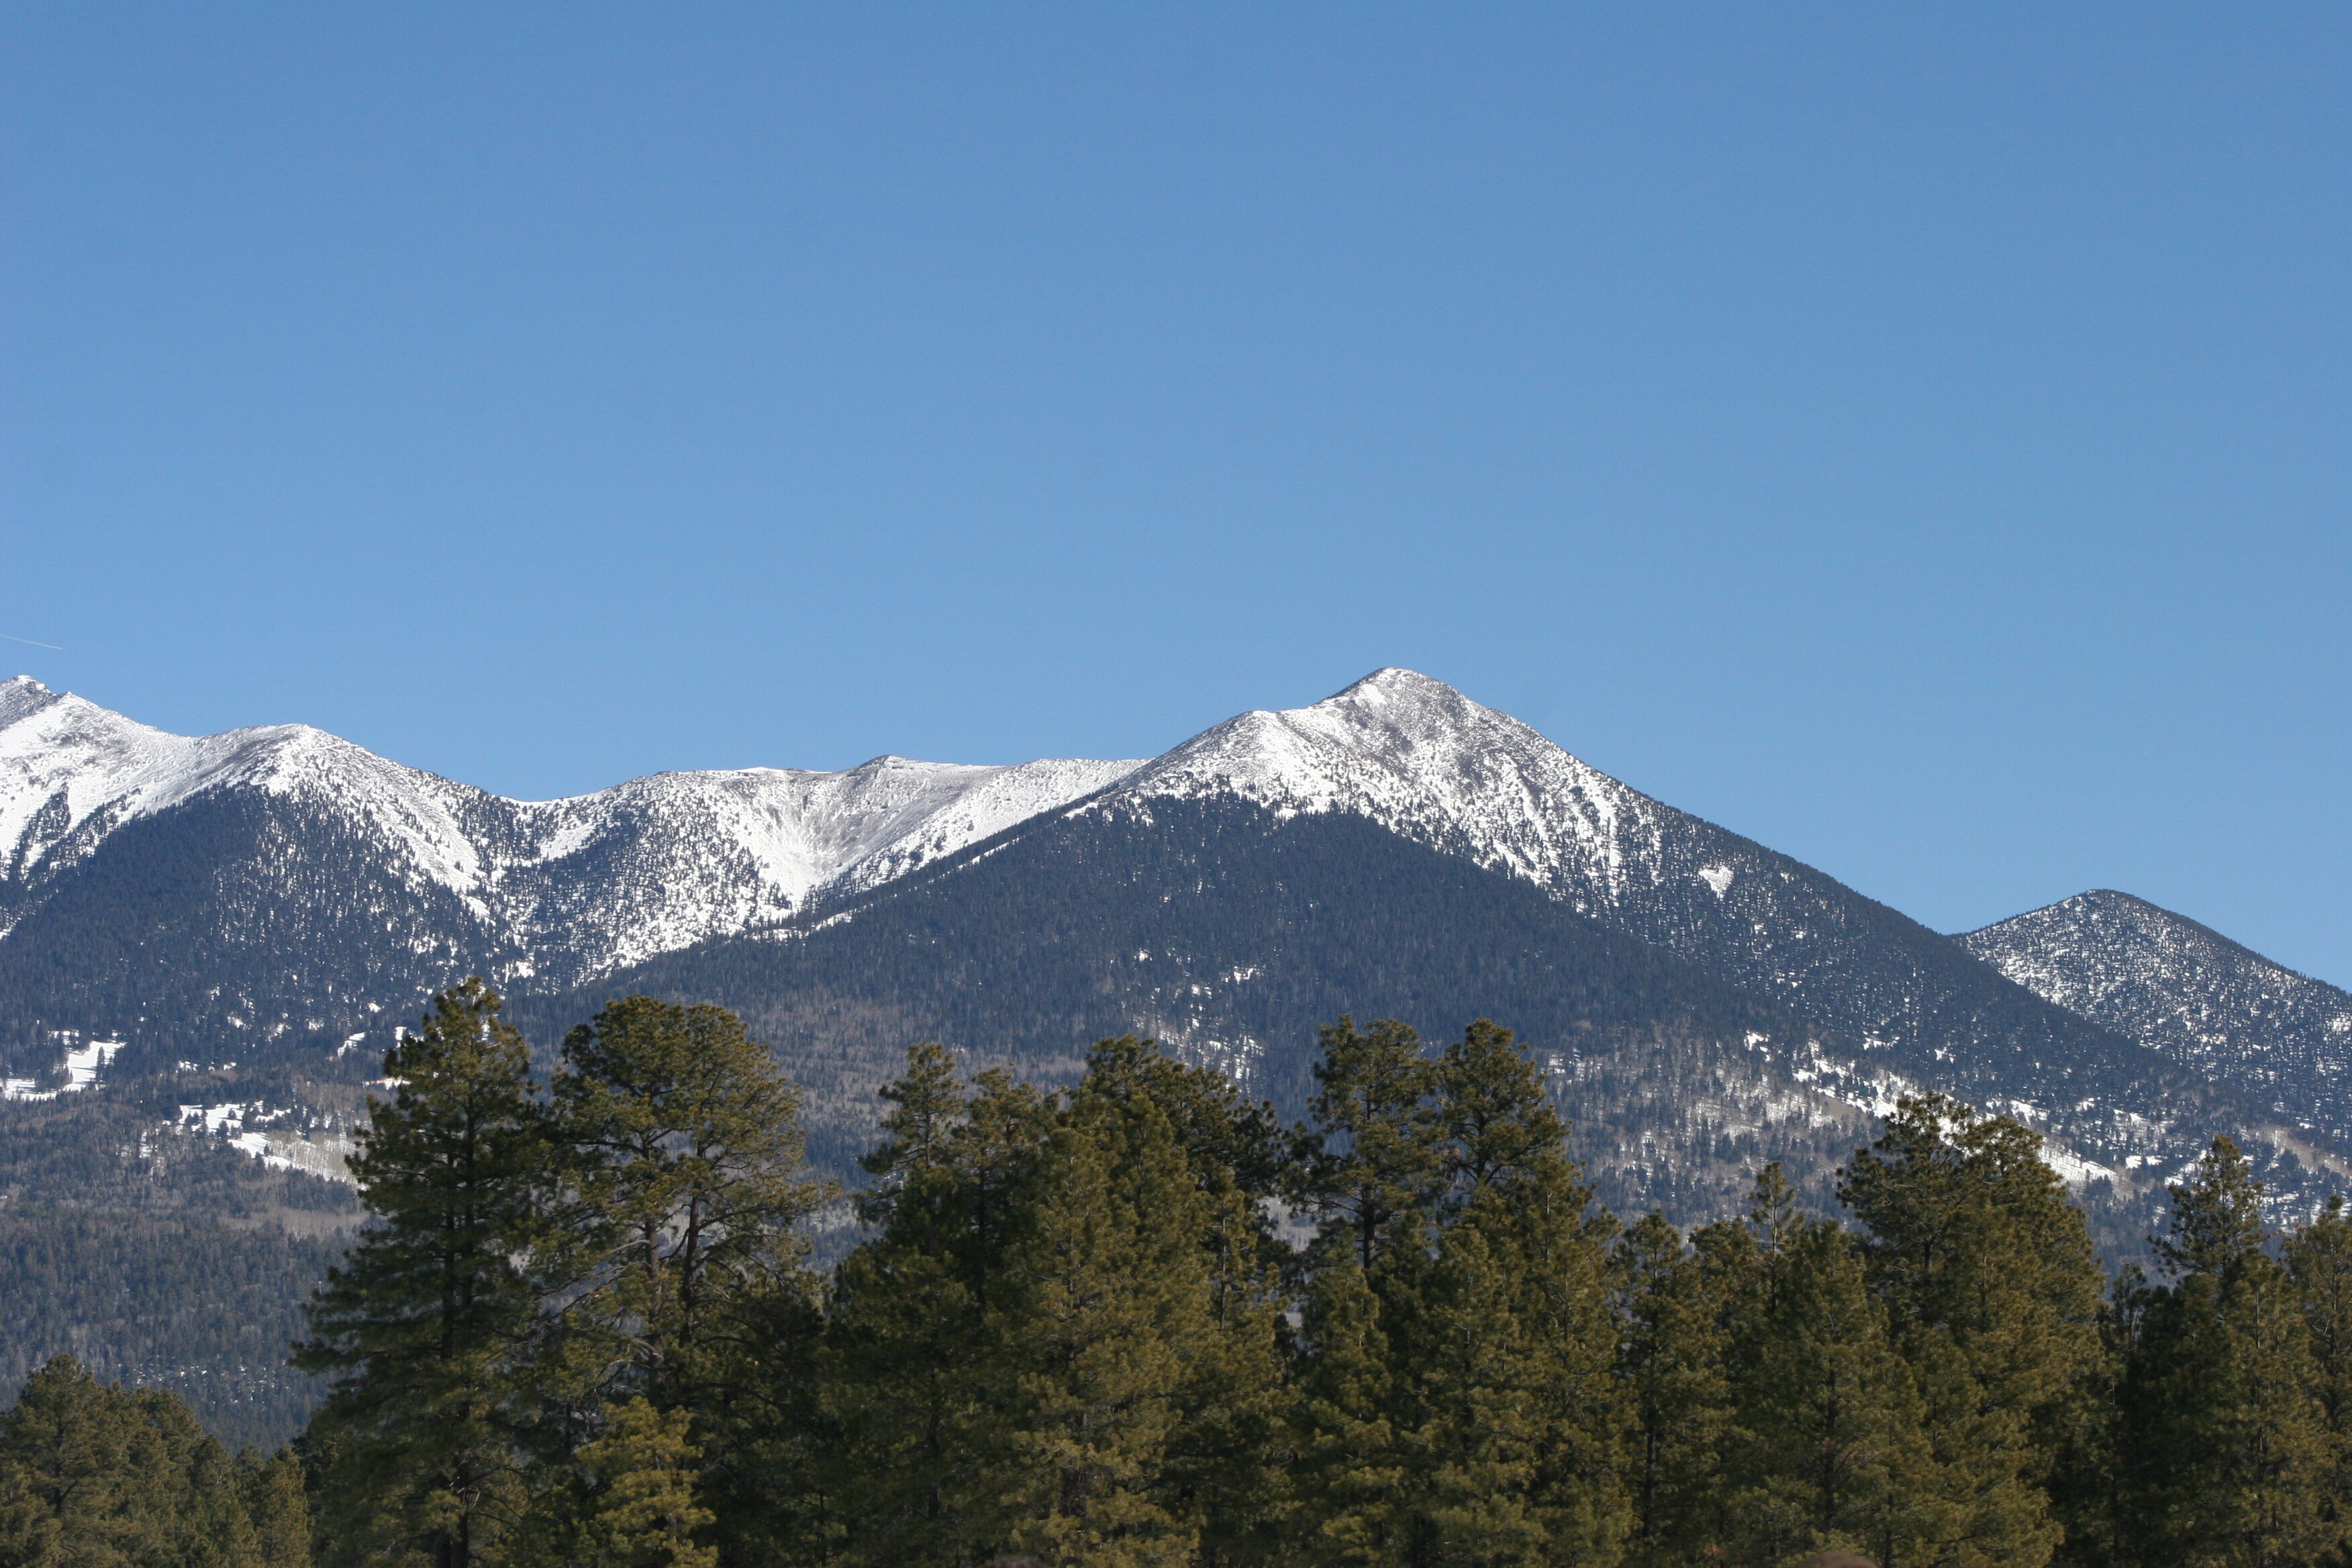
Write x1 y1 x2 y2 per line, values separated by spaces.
1613 1212 1732 1568
2286 1196 2352 1559
1071 1038 1294 1568
1838 1095 2101 1567
0 1355 306 1568
575 1397 718 1568
295 979 545 1568
2116 1138 2333 1568
820 1052 1055 1565
1289 1019 1626 1568
1716 1165 1936 1567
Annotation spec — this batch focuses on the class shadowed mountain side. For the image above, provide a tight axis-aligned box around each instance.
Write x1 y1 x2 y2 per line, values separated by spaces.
537 799 1968 1224
0 790 508 1073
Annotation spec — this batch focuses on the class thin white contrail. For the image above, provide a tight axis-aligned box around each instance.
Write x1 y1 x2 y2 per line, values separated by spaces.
0 634 63 650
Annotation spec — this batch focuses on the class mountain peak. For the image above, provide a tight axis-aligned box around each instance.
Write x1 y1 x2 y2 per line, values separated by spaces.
1093 663 1673 902
1967 889 2250 963
0 676 60 730
1321 666 1457 702
1961 888 2352 1143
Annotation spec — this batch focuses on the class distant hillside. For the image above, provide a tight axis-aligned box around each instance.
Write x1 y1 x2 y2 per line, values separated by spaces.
1963 889 2352 1146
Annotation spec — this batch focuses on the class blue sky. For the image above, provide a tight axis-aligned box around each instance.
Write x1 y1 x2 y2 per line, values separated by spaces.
4 7 2348 981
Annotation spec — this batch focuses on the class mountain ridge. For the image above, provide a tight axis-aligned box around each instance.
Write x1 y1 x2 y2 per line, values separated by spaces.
0 674 1146 988
1963 889 2352 1145
2 669 2341 1222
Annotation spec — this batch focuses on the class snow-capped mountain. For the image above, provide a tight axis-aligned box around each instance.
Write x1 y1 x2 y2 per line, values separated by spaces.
1962 890 2352 1144
10 668 2342 1442
2 667 2335 1228
1085 671 2128 1084
0 675 1140 1024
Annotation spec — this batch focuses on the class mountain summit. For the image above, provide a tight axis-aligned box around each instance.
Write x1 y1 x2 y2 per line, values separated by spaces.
0 676 1141 986
1963 889 2352 1144
0 669 2331 1230
1098 669 1668 902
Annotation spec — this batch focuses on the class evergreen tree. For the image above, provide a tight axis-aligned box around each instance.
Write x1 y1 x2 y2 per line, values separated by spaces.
820 1052 1056 1565
575 1398 718 1568
1071 1038 1295 1568
0 1355 289 1568
1612 1212 1732 1568
812 1038 1291 1567
1286 1018 1442 1274
295 979 546 1568
544 997 828 1565
2115 1137 2333 1568
1716 1165 1937 1567
242 1447 316 1568
2157 1136 2272 1282
1289 1019 1627 1567
1403 1020 1628 1567
551 997 828 1414
1838 1095 2100 1567
1287 1019 1443 1566
988 1089 1212 1568
2287 1196 2352 1562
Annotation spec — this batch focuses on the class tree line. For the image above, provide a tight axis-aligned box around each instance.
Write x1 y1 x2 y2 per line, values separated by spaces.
6 979 2352 1567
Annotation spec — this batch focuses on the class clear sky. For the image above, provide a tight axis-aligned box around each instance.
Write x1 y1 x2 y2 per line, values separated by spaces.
4 7 2348 982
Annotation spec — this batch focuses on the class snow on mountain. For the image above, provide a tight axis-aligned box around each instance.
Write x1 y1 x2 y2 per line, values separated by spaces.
1097 669 1669 905
474 753 1144 977
1038 670 2273 1189
2 669 2332 1219
0 678 488 929
1961 890 2352 1143
0 676 1141 983
1092 671 2039 1061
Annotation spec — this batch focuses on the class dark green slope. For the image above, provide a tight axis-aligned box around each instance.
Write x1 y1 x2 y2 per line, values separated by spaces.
557 796 2277 1235
550 799 1885 1220
0 789 505 1077
0 1091 360 1449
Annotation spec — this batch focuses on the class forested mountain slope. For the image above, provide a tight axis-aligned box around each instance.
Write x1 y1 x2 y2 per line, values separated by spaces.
5 670 2343 1220
1964 889 2352 1144
7 669 2351 1444
561 794 2282 1241
0 674 1137 1069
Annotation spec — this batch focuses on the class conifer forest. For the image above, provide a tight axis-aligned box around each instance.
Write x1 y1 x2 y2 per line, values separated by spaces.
9 982 2352 1568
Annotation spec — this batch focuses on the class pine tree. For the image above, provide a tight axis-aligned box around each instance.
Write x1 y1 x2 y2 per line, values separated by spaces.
295 979 546 1568
1613 1212 1732 1568
1402 1020 1628 1567
240 1447 316 1568
1718 1165 1938 1567
1838 1094 2100 1567
0 1355 275 1568
821 1052 1056 1565
575 1398 718 1568
550 997 828 1415
2115 1136 2332 1568
1287 1018 1444 1566
989 1091 1210 1568
2286 1195 2352 1561
2157 1135 2271 1280
820 1038 1290 1567
1289 1019 1628 1567
1073 1038 1295 1568
1292 1256 1409 1568
1286 1018 1442 1275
